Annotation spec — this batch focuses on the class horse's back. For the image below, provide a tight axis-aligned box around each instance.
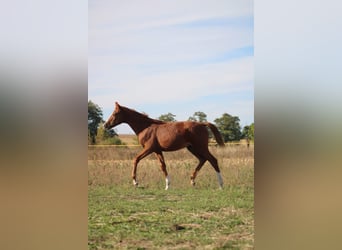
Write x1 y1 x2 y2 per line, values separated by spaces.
155 121 208 151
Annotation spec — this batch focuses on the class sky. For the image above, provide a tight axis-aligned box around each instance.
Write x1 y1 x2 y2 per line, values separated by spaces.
89 0 254 134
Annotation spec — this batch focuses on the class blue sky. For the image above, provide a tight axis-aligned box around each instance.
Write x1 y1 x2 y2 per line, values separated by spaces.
89 0 254 134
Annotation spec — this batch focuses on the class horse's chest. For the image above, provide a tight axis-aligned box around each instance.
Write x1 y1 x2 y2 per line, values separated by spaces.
138 127 157 146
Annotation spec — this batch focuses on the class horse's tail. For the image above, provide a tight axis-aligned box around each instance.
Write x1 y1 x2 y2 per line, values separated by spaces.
205 123 225 147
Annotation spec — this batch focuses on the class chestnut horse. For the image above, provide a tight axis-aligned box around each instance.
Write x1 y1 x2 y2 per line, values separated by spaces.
104 102 225 190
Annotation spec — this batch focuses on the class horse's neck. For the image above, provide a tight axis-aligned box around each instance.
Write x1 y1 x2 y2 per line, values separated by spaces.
124 112 157 135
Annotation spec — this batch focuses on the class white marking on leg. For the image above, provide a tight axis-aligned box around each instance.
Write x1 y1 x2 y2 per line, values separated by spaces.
133 179 138 186
216 172 223 189
165 175 170 190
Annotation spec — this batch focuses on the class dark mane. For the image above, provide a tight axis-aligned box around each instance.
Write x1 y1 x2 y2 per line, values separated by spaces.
122 106 165 125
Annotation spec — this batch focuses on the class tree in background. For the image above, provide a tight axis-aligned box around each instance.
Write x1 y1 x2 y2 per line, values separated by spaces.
241 123 254 148
242 125 250 140
242 123 254 141
188 111 207 122
248 123 254 141
96 122 123 145
88 100 103 144
214 113 242 142
158 113 176 122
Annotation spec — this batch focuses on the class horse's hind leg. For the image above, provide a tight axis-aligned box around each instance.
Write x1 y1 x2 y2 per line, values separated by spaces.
187 146 206 186
190 159 206 186
155 152 170 190
206 151 223 189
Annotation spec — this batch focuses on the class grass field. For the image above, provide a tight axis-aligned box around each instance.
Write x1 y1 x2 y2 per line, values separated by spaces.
88 144 254 249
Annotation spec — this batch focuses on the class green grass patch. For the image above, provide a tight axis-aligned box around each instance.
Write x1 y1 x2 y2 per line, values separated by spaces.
89 186 253 249
89 145 254 249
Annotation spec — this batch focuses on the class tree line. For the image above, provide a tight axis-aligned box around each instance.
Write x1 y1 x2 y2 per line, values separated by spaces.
88 100 254 145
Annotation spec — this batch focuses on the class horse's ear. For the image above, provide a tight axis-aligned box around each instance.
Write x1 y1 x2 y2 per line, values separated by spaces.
115 102 121 111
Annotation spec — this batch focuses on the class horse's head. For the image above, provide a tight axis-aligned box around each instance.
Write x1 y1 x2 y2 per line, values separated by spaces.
104 102 125 129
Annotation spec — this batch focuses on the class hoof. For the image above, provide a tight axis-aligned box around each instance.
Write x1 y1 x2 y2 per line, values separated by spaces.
133 180 139 187
191 180 196 186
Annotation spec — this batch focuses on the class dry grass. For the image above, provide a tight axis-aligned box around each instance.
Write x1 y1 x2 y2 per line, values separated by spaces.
88 144 254 189
88 144 254 249
117 134 139 145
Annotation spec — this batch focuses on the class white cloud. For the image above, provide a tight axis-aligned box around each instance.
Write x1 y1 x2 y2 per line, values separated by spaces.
89 0 254 133
90 56 253 109
89 1 252 32
90 28 251 69
89 1 253 69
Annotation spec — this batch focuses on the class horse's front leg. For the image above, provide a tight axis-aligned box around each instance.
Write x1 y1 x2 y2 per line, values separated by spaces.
155 152 170 190
132 147 152 187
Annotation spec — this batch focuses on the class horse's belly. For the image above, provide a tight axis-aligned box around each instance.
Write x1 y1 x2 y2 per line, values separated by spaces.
160 142 188 151
158 135 189 151
156 123 191 151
